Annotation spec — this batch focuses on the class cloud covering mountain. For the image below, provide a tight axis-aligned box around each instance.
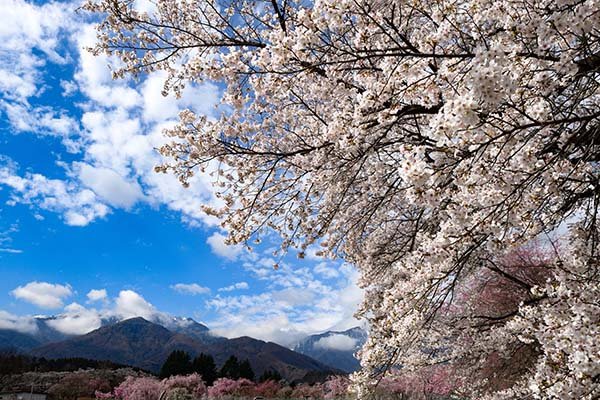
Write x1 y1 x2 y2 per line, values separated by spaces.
294 327 368 373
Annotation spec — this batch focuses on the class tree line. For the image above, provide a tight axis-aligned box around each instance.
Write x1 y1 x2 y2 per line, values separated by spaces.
159 350 282 384
0 352 140 375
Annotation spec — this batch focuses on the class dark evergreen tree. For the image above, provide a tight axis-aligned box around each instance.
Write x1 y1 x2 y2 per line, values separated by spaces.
238 359 255 381
160 350 192 378
219 355 240 379
192 353 218 385
259 369 282 382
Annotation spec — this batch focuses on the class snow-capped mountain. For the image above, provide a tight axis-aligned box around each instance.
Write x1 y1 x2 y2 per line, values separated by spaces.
0 314 217 352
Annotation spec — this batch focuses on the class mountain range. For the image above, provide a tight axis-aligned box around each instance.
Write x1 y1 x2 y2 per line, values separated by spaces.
293 327 368 373
0 316 366 381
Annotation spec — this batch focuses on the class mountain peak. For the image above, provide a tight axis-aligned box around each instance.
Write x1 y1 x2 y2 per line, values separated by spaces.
293 327 368 373
122 316 150 323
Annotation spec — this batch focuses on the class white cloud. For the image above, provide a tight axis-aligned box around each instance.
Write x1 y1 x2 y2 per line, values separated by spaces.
45 302 102 335
207 232 243 260
0 101 81 151
3 289 174 336
0 248 22 254
272 287 315 306
0 164 111 226
141 71 220 123
60 79 78 96
110 290 173 326
218 282 249 292
0 0 81 153
114 290 158 320
171 283 211 296
86 288 108 303
0 15 223 229
0 223 22 253
0 0 74 103
314 334 358 351
207 262 364 346
314 262 340 279
0 310 37 334
11 281 73 309
76 163 144 209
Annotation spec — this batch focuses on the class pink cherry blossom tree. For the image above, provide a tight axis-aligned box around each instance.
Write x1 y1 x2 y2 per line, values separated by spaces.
206 377 255 399
96 374 207 400
110 376 162 400
162 373 207 399
324 375 351 399
86 0 600 398
253 379 282 398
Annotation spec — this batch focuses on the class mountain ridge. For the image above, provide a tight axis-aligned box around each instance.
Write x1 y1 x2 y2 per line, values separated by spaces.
28 317 341 381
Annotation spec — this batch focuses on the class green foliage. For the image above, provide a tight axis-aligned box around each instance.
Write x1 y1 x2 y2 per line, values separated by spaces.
238 359 254 381
192 353 217 385
219 355 240 379
219 356 255 381
160 350 192 378
0 352 136 375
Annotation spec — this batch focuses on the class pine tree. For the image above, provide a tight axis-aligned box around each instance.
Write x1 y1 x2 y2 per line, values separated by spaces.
259 369 282 383
238 359 255 381
160 350 192 378
192 353 218 385
219 355 240 379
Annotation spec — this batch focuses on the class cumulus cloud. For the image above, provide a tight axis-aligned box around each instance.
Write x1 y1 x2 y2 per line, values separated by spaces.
171 283 211 296
0 165 110 226
207 262 364 346
86 288 108 303
76 163 144 209
0 15 223 229
0 0 80 152
11 281 73 309
218 282 249 292
3 289 172 336
314 262 340 279
0 310 37 334
206 232 243 260
141 71 219 123
1 102 82 151
272 287 315 307
0 0 73 66
314 334 358 351
45 302 102 335
114 290 158 320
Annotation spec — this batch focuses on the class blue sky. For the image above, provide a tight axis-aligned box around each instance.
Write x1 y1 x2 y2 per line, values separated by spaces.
0 0 362 346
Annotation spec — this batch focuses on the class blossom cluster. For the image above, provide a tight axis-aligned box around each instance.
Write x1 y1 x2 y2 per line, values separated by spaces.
95 374 353 400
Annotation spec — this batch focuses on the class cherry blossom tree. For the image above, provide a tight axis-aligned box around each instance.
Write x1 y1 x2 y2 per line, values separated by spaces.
86 0 600 398
290 382 325 399
253 379 282 398
161 373 208 399
324 375 352 399
206 377 255 398
109 376 162 400
96 374 207 400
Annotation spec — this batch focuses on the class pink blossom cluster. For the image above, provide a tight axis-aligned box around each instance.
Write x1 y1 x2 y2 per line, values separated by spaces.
95 374 356 400
96 373 206 400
